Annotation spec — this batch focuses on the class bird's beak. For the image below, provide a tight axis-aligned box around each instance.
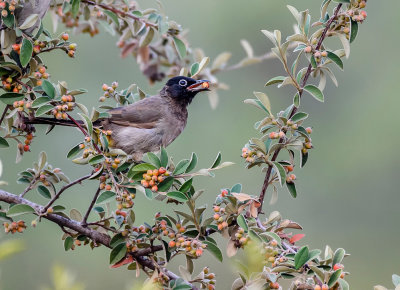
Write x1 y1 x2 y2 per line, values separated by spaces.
187 80 210 92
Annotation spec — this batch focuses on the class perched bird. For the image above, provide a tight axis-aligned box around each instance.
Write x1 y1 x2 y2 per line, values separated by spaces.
27 76 210 161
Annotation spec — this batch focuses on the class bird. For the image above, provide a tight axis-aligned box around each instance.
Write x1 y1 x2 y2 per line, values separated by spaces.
26 76 210 162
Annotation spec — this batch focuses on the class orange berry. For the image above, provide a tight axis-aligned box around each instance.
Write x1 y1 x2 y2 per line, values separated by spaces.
287 165 294 172
321 284 329 290
105 184 112 191
61 33 69 41
47 207 53 214
158 167 166 174
38 66 46 74
151 185 158 192
12 43 20 51
314 285 321 290
304 46 312 53
23 145 30 152
168 240 176 248
333 263 344 271
306 127 313 134
221 189 228 197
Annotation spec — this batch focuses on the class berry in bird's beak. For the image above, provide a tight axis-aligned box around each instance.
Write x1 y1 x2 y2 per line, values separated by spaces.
187 80 210 92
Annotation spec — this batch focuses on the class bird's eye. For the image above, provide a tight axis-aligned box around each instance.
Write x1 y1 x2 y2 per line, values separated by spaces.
179 79 187 87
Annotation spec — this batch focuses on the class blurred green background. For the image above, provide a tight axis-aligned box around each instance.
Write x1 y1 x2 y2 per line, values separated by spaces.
0 1 398 289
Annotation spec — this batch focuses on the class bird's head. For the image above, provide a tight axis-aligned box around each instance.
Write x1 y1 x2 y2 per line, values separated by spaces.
161 76 210 106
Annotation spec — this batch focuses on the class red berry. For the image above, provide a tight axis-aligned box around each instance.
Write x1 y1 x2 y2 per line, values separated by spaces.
61 33 69 41
23 145 30 152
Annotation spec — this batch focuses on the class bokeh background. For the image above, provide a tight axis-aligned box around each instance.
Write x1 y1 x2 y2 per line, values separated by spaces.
0 0 398 289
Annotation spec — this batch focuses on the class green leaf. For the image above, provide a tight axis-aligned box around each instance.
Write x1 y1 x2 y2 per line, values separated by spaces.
35 104 54 117
327 51 344 70
0 93 24 105
179 178 192 193
291 112 309 123
236 214 248 232
158 177 174 192
32 96 51 108
96 191 116 204
67 143 83 159
332 248 345 266
146 152 161 168
110 233 125 248
338 279 349 290
328 269 342 287
130 163 157 173
293 92 300 107
7 204 35 217
211 152 221 169
286 182 297 198
231 183 242 193
393 275 400 287
78 113 92 135
104 10 119 28
272 162 286 186
41 80 56 99
160 147 168 167
190 62 199 76
248 230 262 243
144 188 153 200
203 241 223 262
333 0 350 3
303 84 324 102
88 155 105 166
259 232 282 246
167 191 188 203
300 150 309 168
64 236 74 251
185 152 198 173
20 38 33 67
294 246 309 269
265 76 285 87
0 137 9 148
109 242 127 264
173 37 187 59
350 20 358 43
71 0 81 17
37 185 51 199
173 159 190 175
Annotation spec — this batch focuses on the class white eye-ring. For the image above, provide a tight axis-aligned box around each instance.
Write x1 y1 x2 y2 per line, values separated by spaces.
179 79 187 86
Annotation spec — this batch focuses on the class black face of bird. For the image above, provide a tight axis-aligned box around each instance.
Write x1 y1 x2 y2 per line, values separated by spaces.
164 76 210 104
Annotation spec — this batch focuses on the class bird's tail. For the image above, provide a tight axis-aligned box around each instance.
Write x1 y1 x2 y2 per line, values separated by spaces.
24 117 82 127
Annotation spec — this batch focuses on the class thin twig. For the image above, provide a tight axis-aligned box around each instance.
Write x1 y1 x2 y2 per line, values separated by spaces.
258 4 343 212
19 177 38 198
81 0 157 28
42 174 91 213
81 186 101 226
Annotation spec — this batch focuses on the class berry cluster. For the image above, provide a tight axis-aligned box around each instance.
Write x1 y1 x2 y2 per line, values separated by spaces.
2 75 22 92
12 100 26 112
33 66 50 86
115 188 135 210
200 267 216 290
3 220 26 234
241 147 265 164
50 95 75 120
213 204 228 231
140 167 170 192
0 0 17 17
234 227 249 248
99 82 119 102
20 132 34 152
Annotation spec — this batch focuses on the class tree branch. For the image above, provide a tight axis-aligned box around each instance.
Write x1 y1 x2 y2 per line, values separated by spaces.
81 186 101 226
0 189 194 287
258 4 343 212
42 174 91 213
